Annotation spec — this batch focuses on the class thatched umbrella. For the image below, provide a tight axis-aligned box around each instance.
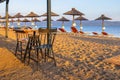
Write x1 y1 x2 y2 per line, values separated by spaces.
57 16 69 29
21 18 30 26
25 12 40 27
41 11 59 16
15 18 22 27
64 8 84 27
13 13 24 18
0 0 9 38
95 14 112 32
75 15 88 31
25 12 40 18
9 18 15 27
32 18 40 26
1 14 13 19
13 13 24 27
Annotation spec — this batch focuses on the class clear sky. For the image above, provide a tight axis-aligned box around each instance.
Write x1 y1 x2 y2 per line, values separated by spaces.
0 0 120 21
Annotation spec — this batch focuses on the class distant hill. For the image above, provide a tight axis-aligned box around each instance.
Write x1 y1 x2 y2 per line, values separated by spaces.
51 20 120 27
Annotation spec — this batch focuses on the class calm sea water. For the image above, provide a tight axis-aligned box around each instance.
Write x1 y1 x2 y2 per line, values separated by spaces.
9 21 120 38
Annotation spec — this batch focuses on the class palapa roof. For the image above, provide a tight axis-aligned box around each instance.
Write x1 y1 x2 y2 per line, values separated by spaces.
16 18 21 22
42 18 53 21
22 18 30 22
9 19 15 22
75 16 88 20
32 18 40 22
0 0 5 3
64 8 84 15
41 11 59 16
25 12 40 17
57 17 69 21
95 14 112 20
13 13 24 18
1 14 13 19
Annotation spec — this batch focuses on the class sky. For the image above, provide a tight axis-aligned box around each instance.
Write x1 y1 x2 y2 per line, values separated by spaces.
0 0 120 21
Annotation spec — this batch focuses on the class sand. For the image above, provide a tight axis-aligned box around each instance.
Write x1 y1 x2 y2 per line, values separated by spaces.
0 29 120 80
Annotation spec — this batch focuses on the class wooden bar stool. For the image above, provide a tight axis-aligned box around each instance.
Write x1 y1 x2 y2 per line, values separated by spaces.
14 29 29 59
23 34 40 64
35 28 57 66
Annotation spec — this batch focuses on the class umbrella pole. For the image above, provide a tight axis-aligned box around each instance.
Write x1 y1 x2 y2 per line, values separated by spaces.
102 19 104 32
47 0 51 29
80 20 82 31
72 15 74 26
62 21 64 28
47 0 51 55
5 0 9 38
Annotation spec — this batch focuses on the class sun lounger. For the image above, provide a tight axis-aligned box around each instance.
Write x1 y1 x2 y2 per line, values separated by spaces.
101 32 114 37
71 26 79 33
59 28 66 32
80 31 84 34
71 26 89 36
92 32 98 35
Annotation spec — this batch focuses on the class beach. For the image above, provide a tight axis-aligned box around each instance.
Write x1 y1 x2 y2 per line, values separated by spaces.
0 29 120 80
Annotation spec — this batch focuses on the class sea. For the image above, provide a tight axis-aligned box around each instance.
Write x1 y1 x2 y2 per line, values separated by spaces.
3 20 120 38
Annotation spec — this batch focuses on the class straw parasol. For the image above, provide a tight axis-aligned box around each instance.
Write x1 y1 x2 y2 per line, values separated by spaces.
95 14 112 32
64 8 84 27
75 15 88 31
9 19 15 25
25 12 40 18
25 12 40 27
32 18 40 26
1 14 13 19
13 13 24 27
13 13 24 18
41 11 59 16
15 18 22 27
57 16 69 29
0 0 5 3
21 18 30 26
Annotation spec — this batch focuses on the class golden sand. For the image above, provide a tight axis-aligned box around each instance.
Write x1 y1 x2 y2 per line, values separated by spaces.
0 30 120 80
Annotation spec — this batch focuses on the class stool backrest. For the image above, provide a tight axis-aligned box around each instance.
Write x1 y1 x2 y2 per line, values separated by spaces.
14 29 29 41
38 28 57 46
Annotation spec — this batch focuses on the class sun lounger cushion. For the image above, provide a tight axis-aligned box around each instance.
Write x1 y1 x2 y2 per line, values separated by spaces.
71 27 78 33
92 32 98 35
59 28 66 32
102 32 108 35
79 31 84 34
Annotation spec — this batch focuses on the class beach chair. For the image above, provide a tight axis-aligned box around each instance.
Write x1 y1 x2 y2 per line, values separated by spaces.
15 29 29 59
71 26 79 33
92 32 99 35
92 32 98 35
101 32 114 37
35 28 57 66
80 31 85 34
101 32 108 35
71 26 88 35
59 28 66 32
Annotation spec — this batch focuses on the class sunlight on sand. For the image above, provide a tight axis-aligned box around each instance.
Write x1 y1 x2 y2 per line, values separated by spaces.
0 29 120 79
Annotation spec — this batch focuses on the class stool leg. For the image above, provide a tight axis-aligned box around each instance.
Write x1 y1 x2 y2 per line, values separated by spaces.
23 39 30 63
52 48 56 66
15 42 19 56
20 42 23 59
